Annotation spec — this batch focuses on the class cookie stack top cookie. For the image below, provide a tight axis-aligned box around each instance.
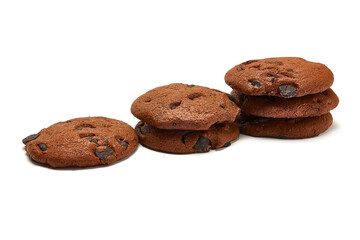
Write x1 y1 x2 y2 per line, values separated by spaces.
131 83 240 130
225 57 334 98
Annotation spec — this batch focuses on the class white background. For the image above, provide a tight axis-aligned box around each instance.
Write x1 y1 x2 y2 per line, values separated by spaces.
0 0 359 239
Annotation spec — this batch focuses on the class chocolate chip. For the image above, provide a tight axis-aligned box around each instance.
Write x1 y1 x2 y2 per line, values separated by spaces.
84 135 98 144
95 146 114 161
222 142 231 148
181 132 191 144
287 69 294 72
242 60 253 65
251 80 262 88
38 143 47 151
278 84 297 98
77 124 95 130
188 84 195 87
269 71 279 77
172 122 177 127
272 72 279 83
116 138 129 150
88 136 98 144
22 134 39 144
269 61 280 64
237 68 243 72
170 101 181 110
227 94 238 104
193 136 211 152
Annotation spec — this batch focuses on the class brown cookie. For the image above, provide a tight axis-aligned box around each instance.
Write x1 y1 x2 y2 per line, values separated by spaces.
231 88 339 118
239 113 333 139
225 57 334 98
135 121 240 154
23 117 138 168
131 83 240 130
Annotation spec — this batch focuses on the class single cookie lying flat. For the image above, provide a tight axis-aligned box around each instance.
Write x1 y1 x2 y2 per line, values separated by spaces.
239 113 333 139
231 88 339 118
225 57 334 98
23 117 138 168
131 83 240 130
135 121 240 154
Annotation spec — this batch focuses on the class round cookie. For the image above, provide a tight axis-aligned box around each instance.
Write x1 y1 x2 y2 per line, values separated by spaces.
239 113 333 139
135 121 240 154
23 117 138 168
131 83 240 130
231 88 339 118
225 57 334 98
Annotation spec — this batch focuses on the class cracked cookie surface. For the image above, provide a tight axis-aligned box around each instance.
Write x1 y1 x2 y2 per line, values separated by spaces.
23 117 138 168
225 57 334 98
135 121 240 154
131 83 240 130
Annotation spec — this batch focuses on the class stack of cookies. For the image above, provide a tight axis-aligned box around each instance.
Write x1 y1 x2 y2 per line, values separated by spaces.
131 83 241 153
225 57 339 139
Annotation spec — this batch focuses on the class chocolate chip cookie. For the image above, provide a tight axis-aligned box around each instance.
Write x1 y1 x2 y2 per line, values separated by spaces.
131 83 240 130
239 113 333 139
23 117 138 168
135 121 240 154
225 57 334 98
231 88 339 118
